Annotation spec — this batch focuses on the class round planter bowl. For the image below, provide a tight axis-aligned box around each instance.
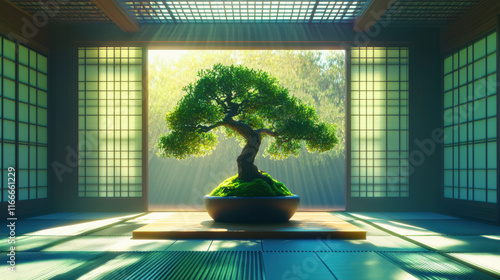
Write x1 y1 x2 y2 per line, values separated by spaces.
203 195 300 223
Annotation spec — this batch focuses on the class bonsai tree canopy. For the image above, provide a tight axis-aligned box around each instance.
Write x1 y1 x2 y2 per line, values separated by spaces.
158 64 338 188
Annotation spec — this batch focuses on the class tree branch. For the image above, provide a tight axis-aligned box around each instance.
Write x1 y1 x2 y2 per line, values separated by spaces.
257 128 277 137
193 122 224 133
221 118 257 140
224 103 240 121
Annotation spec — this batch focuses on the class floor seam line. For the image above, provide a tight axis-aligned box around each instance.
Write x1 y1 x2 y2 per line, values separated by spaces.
314 251 338 280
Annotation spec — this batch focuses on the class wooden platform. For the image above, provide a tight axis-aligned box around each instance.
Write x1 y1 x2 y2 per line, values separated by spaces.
132 212 366 240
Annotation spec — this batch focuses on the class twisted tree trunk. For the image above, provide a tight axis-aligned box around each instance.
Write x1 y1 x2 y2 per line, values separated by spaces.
237 135 274 186
224 118 274 186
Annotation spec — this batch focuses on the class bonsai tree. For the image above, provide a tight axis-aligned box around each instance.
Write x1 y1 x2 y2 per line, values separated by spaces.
158 64 338 196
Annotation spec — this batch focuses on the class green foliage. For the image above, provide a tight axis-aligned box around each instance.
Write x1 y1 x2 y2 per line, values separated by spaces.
157 63 339 160
149 50 345 160
158 131 218 159
209 173 293 197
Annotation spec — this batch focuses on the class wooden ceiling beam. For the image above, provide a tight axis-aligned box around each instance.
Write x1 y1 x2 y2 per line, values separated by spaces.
440 0 500 54
0 0 50 54
92 0 140 32
353 0 395 32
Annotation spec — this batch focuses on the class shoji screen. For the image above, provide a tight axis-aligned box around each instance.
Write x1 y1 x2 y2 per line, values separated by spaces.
443 32 497 203
17 45 48 200
350 47 410 198
1 36 48 202
78 47 143 198
0 37 15 202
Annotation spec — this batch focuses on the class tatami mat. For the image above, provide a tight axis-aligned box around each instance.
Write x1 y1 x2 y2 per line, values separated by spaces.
262 252 336 280
318 251 418 280
262 239 332 252
89 222 150 236
342 219 393 236
165 240 213 251
369 220 442 236
449 253 500 275
388 219 500 236
2 252 104 280
366 236 429 251
43 236 133 252
1 219 91 236
3 211 500 279
0 235 66 252
209 240 263 251
382 252 498 280
407 235 500 253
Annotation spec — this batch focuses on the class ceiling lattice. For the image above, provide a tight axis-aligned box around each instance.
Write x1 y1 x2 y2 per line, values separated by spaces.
381 0 483 27
9 0 486 27
11 0 112 23
125 1 365 24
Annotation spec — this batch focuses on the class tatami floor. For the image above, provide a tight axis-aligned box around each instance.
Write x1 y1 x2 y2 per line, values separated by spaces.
1 212 500 279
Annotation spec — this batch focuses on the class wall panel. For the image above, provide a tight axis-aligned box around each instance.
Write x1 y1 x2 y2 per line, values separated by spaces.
0 34 50 218
443 32 497 204
350 47 409 198
78 47 143 198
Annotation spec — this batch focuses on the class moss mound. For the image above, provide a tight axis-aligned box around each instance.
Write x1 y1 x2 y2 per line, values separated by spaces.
209 173 293 197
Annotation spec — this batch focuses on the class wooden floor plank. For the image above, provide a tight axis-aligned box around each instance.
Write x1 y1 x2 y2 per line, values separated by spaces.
132 212 366 240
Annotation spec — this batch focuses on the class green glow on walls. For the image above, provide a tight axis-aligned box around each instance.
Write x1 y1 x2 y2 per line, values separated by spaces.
443 32 497 203
350 47 410 198
78 47 143 198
